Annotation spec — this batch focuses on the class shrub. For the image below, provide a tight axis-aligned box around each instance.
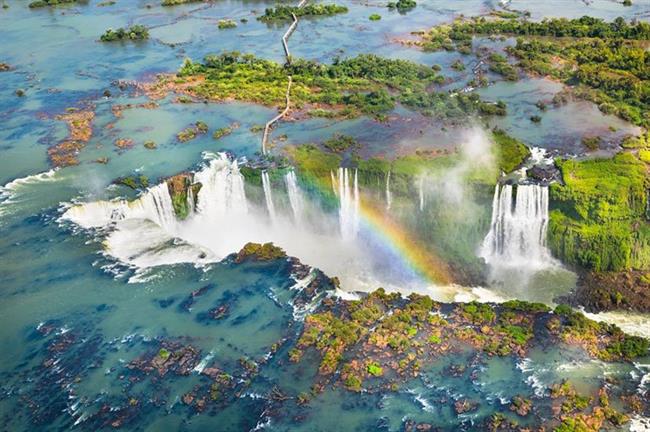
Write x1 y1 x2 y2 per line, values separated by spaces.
367 362 383 376
100 25 149 42
217 19 236 29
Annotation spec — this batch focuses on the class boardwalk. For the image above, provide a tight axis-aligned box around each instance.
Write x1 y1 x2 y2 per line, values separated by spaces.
262 76 292 155
261 0 308 154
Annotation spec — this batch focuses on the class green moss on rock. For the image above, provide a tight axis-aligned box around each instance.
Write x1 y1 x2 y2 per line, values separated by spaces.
235 242 286 263
492 128 531 174
548 152 649 272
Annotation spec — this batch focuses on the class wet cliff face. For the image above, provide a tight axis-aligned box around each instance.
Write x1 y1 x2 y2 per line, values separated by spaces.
166 173 202 220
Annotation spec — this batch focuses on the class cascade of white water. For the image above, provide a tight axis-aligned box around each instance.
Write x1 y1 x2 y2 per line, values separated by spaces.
193 154 248 219
62 182 177 230
285 170 305 224
261 171 277 222
140 183 177 229
186 182 195 216
385 171 392 210
418 177 425 212
330 170 337 195
338 167 360 240
480 184 551 268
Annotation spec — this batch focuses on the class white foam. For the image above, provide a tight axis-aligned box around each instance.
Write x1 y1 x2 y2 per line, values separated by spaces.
630 416 650 432
61 154 422 292
582 310 650 339
0 169 58 218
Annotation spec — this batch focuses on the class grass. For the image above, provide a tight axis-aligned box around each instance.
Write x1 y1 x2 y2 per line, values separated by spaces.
548 152 650 271
163 52 509 122
492 128 530 173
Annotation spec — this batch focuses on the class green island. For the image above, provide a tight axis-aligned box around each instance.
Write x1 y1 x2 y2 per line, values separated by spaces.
176 120 208 142
217 19 237 29
413 16 650 127
28 0 75 8
388 0 416 13
160 0 202 6
212 122 239 140
148 51 509 122
258 4 348 22
100 25 149 42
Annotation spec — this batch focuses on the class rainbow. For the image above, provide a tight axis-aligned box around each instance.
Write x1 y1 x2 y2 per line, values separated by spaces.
299 168 453 286
358 197 452 285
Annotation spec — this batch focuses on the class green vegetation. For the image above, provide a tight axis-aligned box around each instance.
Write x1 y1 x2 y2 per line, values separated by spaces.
501 299 550 313
487 53 518 81
161 0 202 6
294 288 648 401
450 59 465 71
116 175 149 190
581 136 601 151
165 174 199 219
100 25 149 42
287 144 341 178
366 362 383 376
492 128 531 173
387 0 416 13
160 51 510 122
323 134 358 153
144 140 157 149
418 16 650 126
344 374 362 391
235 242 286 262
213 123 239 140
369 13 381 21
177 121 208 142
553 304 649 360
639 148 650 163
548 152 649 272
28 0 75 8
461 301 496 325
258 4 348 22
158 348 170 360
446 16 650 40
217 19 237 29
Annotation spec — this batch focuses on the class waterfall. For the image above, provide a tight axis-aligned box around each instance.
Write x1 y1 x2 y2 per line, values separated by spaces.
337 167 360 240
62 182 176 230
187 182 195 216
418 177 425 212
385 171 392 210
193 154 248 219
141 183 177 229
261 171 277 223
480 184 551 268
285 170 304 224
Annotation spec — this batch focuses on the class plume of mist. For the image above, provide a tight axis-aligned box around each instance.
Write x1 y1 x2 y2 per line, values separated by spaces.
424 125 494 206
